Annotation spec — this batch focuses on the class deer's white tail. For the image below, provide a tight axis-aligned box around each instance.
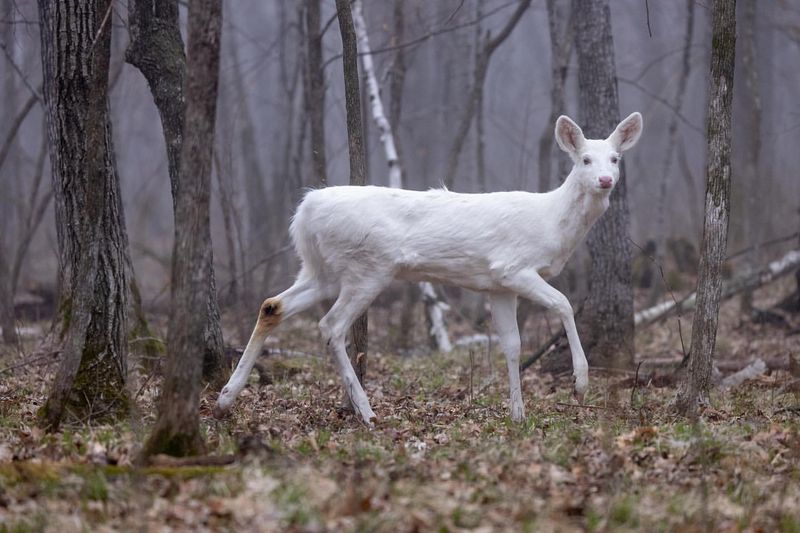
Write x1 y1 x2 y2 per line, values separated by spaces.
289 191 327 281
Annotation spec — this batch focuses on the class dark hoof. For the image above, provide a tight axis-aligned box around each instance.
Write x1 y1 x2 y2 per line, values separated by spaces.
212 404 230 419
572 389 585 405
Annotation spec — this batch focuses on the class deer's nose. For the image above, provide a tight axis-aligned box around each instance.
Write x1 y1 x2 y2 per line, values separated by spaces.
599 176 613 189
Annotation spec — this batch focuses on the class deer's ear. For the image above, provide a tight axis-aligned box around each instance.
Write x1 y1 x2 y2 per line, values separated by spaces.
608 112 643 152
555 115 585 154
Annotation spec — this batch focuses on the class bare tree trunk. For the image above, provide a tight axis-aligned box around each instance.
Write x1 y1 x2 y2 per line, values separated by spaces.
737 0 761 314
675 0 737 417
388 0 406 181
11 134 51 295
38 0 130 429
361 70 371 186
336 0 368 383
140 0 223 459
390 0 418 348
266 0 303 290
444 0 531 190
652 0 696 305
537 0 574 194
474 0 487 193
126 0 225 382
521 0 574 340
0 239 16 344
572 0 634 369
213 152 239 306
1 8 26 343
2 123 51 345
306 0 327 186
229 40 264 309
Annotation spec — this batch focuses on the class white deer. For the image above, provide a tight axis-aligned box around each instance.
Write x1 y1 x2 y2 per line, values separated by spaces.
214 112 643 425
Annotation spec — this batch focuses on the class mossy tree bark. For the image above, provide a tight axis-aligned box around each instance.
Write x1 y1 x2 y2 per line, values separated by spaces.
335 0 368 383
37 0 130 429
675 0 737 416
573 0 634 369
125 0 225 384
140 0 224 459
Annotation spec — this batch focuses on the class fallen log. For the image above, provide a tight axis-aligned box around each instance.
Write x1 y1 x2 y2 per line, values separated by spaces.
635 249 800 327
715 355 789 372
719 359 767 390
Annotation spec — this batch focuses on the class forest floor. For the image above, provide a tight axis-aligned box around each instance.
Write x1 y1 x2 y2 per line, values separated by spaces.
1 280 799 532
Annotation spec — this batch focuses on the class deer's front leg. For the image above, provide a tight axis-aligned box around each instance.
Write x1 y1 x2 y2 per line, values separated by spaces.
490 292 524 421
504 270 589 403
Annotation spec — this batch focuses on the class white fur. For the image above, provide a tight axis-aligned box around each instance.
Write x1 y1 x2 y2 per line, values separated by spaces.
215 113 643 425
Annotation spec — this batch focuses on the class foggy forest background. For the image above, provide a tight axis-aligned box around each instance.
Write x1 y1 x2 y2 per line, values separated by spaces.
2 0 798 337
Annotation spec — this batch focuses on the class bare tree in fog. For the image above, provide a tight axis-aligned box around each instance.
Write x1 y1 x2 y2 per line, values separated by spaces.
126 0 225 382
652 0 696 305
573 0 635 369
444 0 531 190
676 0 737 416
537 0 574 194
335 0 368 383
141 0 224 458
0 0 48 346
0 130 51 346
305 0 327 186
37 0 130 429
735 0 762 315
0 243 16 345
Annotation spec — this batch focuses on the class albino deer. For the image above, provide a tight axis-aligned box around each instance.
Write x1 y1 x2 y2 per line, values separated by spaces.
214 112 643 425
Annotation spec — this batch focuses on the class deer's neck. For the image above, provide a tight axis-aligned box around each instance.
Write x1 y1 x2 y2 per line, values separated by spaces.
551 170 610 245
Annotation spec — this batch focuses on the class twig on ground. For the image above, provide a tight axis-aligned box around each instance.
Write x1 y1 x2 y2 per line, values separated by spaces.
631 361 643 405
147 454 237 467
0 351 60 375
555 402 607 410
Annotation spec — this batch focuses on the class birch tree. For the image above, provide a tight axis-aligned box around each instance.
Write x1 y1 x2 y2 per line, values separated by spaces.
675 0 737 416
351 0 452 353
37 0 130 429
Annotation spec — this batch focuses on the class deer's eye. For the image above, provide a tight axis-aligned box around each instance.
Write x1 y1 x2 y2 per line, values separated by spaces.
611 156 619 164
582 156 591 165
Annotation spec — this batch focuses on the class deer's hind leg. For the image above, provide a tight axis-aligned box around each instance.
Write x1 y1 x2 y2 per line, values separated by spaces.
214 276 338 417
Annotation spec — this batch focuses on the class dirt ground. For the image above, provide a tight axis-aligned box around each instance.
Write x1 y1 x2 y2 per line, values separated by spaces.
1 280 799 532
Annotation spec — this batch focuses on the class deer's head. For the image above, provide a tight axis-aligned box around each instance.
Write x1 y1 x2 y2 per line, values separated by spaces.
555 112 643 194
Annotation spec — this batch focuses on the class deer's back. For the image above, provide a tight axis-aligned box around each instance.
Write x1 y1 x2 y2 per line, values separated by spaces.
292 186 557 289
